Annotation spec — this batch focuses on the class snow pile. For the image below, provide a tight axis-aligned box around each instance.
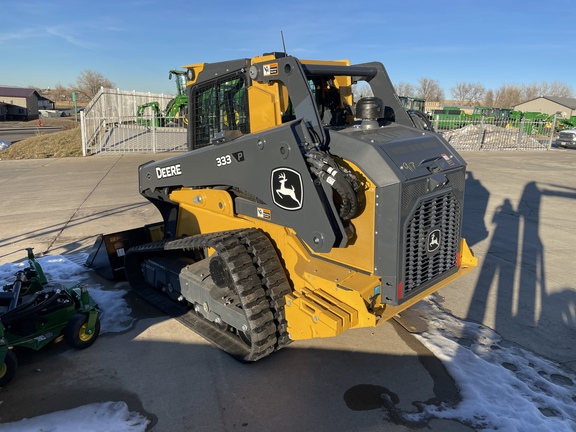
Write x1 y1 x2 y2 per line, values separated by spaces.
443 124 547 151
406 295 576 431
0 401 149 432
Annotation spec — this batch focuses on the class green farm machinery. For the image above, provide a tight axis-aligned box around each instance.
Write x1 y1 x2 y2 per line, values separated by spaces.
431 104 572 135
431 106 465 129
137 69 189 127
399 96 433 130
0 249 101 387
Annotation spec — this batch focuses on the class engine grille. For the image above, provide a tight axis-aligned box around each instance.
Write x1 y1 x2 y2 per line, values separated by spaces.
403 188 461 297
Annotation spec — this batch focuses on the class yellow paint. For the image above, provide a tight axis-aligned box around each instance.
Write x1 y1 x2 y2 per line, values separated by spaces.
168 186 478 342
316 160 376 273
170 188 236 237
247 84 281 133
285 238 477 340
181 63 205 85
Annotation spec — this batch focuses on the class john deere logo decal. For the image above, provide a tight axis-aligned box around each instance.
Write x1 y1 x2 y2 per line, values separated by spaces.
427 229 441 253
271 168 303 210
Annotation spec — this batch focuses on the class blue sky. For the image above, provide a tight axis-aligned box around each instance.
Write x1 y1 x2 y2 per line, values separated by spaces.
1 0 575 97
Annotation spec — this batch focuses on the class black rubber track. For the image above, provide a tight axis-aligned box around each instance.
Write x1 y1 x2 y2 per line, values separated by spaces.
237 229 292 350
124 229 290 361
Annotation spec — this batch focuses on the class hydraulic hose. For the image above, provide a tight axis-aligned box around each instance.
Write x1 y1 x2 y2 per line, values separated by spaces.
1 289 64 326
410 109 434 131
8 271 25 311
306 150 359 220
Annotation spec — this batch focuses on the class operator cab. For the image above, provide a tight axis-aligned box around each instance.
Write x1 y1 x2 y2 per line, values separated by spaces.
184 53 415 151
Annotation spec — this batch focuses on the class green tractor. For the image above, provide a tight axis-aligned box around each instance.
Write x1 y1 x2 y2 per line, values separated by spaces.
399 96 433 130
0 249 101 387
137 69 189 127
398 95 426 112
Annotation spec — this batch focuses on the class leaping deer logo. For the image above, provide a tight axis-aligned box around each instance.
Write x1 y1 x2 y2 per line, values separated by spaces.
271 168 303 210
276 173 302 207
427 229 441 253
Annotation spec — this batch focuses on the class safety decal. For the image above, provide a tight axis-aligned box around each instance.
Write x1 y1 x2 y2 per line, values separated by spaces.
263 63 279 76
257 207 271 220
441 153 456 166
427 228 441 253
271 168 303 211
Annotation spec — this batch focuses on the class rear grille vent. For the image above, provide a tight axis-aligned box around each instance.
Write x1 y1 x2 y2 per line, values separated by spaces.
401 171 465 211
403 190 461 296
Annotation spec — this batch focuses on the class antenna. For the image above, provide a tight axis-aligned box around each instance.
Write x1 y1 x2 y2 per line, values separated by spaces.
281 31 287 55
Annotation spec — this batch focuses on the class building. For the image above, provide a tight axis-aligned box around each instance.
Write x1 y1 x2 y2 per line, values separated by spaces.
0 102 7 121
38 95 55 110
0 86 41 121
512 96 576 119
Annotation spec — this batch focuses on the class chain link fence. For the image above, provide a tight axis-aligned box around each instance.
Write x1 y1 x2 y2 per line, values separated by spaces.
81 88 187 155
432 116 557 151
81 88 560 155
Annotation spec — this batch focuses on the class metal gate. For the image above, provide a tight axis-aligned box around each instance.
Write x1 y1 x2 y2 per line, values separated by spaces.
80 88 188 155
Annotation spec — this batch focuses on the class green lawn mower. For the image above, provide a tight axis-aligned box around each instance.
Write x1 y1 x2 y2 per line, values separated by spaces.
0 248 101 387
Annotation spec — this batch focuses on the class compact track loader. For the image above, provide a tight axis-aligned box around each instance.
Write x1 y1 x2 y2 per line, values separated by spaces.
88 53 477 361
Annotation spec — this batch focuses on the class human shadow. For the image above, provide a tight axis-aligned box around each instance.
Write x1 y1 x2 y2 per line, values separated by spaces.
466 180 576 362
462 170 490 247
466 198 519 326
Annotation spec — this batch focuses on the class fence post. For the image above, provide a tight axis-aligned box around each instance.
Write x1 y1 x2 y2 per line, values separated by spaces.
116 88 122 126
476 116 485 150
516 119 525 149
547 113 558 150
152 111 157 153
80 110 87 156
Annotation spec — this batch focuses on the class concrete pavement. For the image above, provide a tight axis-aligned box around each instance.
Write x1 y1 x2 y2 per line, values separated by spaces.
0 149 575 431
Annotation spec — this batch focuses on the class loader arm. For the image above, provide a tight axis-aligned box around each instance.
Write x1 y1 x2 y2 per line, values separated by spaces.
138 118 348 252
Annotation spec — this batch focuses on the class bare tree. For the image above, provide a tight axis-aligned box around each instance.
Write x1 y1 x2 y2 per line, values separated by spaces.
53 83 70 102
548 81 575 98
492 84 523 108
395 82 416 97
72 70 115 101
521 82 541 101
450 82 485 106
483 89 495 107
352 82 373 101
417 77 444 102
520 81 574 101
481 81 574 108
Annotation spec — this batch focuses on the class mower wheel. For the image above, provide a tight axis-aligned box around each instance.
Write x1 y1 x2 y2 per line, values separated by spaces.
0 350 18 387
64 314 101 349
